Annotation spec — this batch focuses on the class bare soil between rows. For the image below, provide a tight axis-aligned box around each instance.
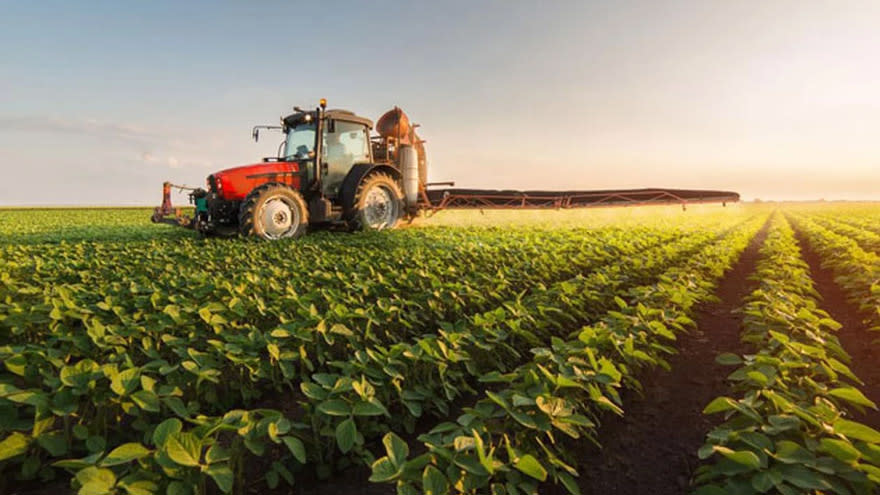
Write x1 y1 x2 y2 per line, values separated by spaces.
544 220 770 495
792 226 880 431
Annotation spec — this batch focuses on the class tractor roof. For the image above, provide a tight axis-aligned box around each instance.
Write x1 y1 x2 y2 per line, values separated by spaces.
283 109 373 129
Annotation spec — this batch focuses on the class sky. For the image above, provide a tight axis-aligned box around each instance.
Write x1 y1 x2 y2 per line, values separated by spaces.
1 0 878 205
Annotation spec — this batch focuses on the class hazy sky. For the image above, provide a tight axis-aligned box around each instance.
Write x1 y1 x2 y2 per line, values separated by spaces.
1 0 878 205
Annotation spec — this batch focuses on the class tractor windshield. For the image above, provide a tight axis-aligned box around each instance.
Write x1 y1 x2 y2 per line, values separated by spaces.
283 122 317 160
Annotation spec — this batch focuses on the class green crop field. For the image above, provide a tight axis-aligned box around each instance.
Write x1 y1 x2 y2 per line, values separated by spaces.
1 204 878 495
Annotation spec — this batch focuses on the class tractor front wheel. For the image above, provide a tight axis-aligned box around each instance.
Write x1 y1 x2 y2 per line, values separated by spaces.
238 183 309 240
349 173 404 231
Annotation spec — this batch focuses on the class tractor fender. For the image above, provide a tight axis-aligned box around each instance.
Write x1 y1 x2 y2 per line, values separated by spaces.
339 163 401 217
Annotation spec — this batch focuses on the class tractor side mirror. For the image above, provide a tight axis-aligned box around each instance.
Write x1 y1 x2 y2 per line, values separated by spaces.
252 128 260 142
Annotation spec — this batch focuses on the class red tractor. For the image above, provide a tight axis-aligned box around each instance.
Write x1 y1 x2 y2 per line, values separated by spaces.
152 99 427 239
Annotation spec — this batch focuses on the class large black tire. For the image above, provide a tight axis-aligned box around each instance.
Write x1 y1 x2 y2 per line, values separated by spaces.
238 183 309 240
348 172 404 231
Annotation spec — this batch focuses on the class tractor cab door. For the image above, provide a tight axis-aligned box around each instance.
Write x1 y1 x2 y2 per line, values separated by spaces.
322 120 370 198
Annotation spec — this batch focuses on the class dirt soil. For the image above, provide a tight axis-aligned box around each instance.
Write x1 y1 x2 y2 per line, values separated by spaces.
792 228 880 431
545 221 770 495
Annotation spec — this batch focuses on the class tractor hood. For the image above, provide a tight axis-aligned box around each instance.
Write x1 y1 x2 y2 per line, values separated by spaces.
210 161 303 201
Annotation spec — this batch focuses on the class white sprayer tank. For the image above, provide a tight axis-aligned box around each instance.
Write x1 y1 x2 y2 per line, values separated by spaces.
400 145 419 206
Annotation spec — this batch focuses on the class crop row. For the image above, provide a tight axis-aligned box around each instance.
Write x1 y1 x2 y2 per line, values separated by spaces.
369 214 767 494
695 214 880 494
804 207 880 238
788 214 880 330
805 215 880 254
0 221 721 493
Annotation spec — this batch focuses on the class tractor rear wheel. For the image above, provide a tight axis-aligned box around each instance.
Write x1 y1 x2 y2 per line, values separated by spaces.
238 183 309 240
349 173 404 231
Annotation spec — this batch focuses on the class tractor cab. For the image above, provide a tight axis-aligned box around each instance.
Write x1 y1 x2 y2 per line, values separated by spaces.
279 106 374 199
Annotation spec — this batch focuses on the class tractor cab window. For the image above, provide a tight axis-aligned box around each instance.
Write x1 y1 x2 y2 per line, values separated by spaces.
322 120 369 197
283 123 316 160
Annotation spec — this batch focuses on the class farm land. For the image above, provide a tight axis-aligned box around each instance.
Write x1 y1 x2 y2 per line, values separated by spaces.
0 203 878 495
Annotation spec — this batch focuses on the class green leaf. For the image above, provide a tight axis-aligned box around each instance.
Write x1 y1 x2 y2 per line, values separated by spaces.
37 431 68 457
536 396 571 417
834 419 880 443
764 414 800 434
52 452 101 470
100 443 151 466
267 343 280 361
300 382 327 401
828 387 877 409
509 409 537 429
382 432 409 468
151 418 182 447
454 436 475 452
317 399 350 416
205 464 234 493
453 454 488 475
282 436 307 464
60 360 98 388
739 431 773 452
352 399 389 417
162 397 189 418
558 471 581 495
5 389 48 408
422 465 449 495
780 464 832 490
697 443 715 460
703 397 736 414
266 469 279 489
716 447 761 469
0 432 31 461
164 432 201 467
118 477 158 495
335 418 357 454
819 438 861 464
369 457 401 483
111 368 140 396
715 353 742 366
750 471 775 492
75 467 116 495
514 454 547 481
72 424 90 440
205 444 230 464
4 354 27 376
774 440 814 464
746 371 769 386
131 390 160 413
472 430 494 474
